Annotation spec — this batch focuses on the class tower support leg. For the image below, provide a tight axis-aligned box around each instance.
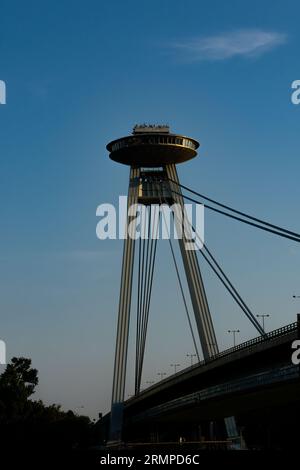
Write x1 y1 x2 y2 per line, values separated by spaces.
110 167 140 442
165 164 218 359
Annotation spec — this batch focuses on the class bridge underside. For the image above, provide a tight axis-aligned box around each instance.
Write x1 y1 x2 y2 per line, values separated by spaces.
124 378 300 448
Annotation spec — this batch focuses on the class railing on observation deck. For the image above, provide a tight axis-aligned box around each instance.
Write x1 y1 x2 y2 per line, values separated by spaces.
110 134 197 153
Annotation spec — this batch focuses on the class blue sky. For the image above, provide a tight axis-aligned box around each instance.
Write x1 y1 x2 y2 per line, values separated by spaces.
1 0 300 418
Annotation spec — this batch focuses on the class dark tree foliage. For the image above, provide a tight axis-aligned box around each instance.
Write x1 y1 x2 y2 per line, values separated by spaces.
0 357 94 453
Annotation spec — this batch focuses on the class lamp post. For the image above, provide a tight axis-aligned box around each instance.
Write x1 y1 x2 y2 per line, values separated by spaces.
145 381 155 387
256 314 270 331
186 353 197 367
228 329 240 347
170 363 181 374
157 372 167 381
293 295 300 299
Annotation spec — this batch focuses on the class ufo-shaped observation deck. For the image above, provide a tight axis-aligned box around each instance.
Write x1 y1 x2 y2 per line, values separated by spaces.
107 125 200 167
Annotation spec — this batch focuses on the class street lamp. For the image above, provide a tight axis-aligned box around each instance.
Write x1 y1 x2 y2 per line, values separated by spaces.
228 329 240 347
186 353 197 367
256 314 270 331
293 295 300 298
145 381 155 387
157 372 167 381
170 363 181 374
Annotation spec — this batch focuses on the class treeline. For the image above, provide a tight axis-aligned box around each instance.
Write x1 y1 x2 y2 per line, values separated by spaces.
0 357 96 451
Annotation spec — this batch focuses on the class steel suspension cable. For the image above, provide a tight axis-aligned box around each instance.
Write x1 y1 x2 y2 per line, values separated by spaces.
140 207 151 367
138 206 160 390
158 190 200 362
135 234 142 394
201 243 265 335
135 205 160 393
162 179 265 336
179 214 265 336
167 186 300 243
135 206 149 393
168 178 300 240
199 247 265 336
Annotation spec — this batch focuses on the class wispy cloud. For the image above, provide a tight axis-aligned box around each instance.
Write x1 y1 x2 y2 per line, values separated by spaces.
171 29 287 62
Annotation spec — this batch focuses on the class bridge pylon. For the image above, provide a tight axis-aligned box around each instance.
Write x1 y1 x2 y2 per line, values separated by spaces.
106 125 218 442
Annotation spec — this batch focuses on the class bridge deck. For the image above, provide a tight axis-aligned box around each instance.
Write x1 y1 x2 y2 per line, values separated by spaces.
125 322 298 412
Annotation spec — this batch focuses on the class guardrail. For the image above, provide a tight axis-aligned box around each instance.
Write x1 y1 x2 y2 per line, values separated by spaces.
129 321 298 400
174 321 297 374
211 321 298 361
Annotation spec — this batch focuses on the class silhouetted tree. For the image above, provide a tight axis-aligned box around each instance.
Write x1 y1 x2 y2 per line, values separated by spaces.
0 357 94 452
0 357 38 422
